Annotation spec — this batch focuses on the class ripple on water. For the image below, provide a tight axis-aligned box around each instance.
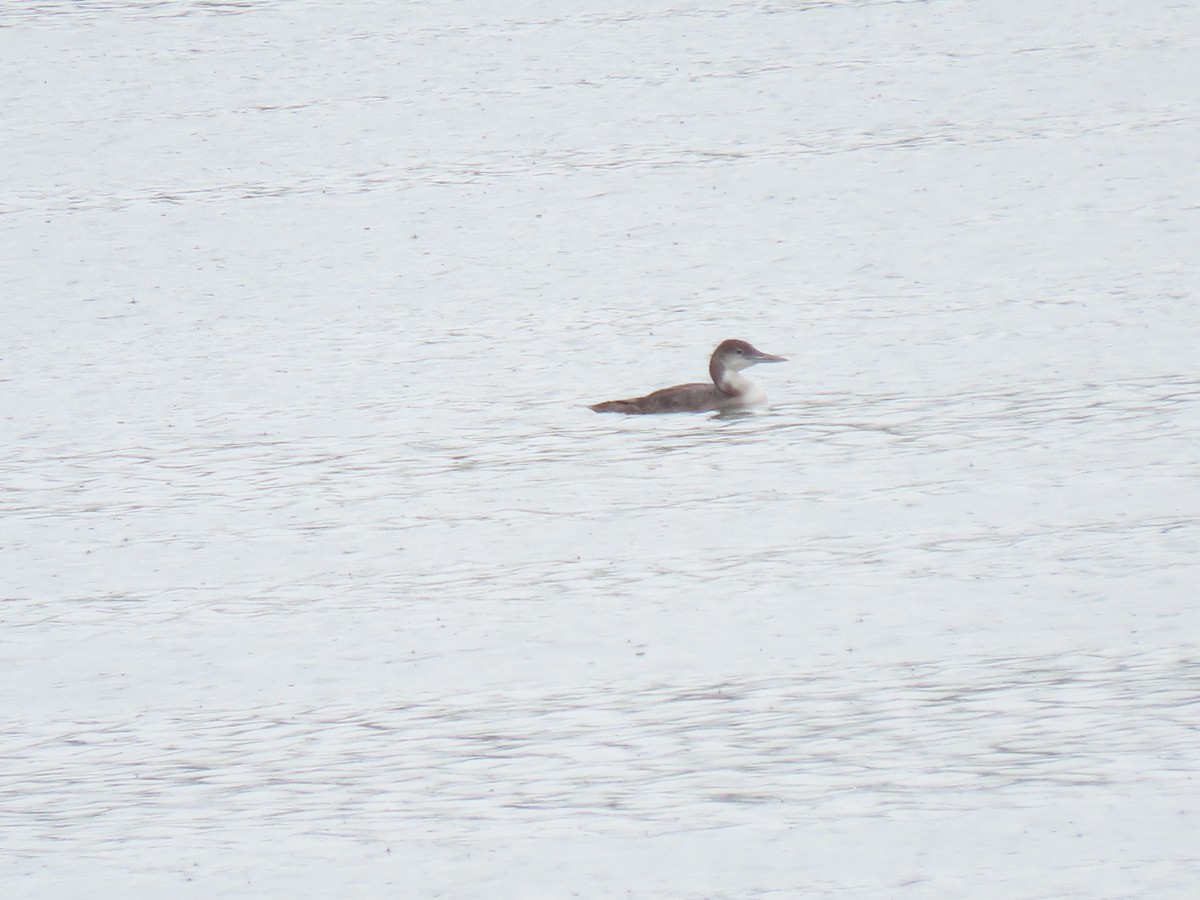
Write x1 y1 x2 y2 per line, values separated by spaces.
3 650 1197 854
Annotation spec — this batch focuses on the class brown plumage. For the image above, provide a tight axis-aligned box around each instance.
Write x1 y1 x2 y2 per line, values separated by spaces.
589 339 786 414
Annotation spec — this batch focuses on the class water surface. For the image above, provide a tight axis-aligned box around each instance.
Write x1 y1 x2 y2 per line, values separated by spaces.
3 0 1198 896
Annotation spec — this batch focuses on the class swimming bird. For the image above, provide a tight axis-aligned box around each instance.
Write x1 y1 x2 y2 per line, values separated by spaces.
589 339 786 414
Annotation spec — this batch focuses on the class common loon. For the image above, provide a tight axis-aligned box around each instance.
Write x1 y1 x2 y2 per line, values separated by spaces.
589 339 786 414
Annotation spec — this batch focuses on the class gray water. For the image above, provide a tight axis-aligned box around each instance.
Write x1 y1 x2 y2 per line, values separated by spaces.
3 0 1199 896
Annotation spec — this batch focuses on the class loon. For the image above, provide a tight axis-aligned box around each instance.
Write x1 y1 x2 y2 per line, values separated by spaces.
589 339 786 414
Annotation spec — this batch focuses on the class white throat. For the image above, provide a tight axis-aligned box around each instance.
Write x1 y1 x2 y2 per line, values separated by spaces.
716 369 766 406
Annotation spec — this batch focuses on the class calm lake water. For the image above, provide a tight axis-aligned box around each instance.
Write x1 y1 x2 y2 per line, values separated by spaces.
3 0 1198 896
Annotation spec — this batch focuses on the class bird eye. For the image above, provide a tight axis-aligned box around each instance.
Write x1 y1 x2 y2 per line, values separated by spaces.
735 348 744 355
